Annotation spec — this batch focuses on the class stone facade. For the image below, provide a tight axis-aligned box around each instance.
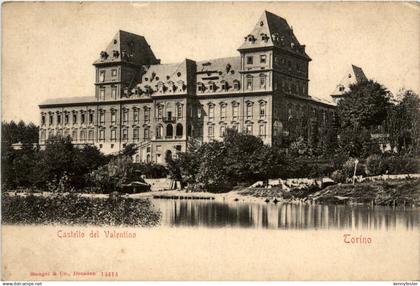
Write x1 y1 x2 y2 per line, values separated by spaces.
39 11 335 163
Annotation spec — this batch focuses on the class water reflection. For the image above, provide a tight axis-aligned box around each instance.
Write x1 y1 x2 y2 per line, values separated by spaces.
151 199 420 230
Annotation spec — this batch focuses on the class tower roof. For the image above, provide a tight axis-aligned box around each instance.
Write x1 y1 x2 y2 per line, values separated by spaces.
331 65 368 97
238 11 311 60
93 30 159 66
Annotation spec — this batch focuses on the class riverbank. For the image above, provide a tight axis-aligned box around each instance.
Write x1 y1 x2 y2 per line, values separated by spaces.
235 178 420 207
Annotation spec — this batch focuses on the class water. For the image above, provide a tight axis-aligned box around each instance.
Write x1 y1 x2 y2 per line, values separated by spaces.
151 199 420 230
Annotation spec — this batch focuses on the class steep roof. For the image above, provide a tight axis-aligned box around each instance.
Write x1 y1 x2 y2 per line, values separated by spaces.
39 96 96 107
197 56 241 83
134 60 190 96
93 30 159 66
238 11 311 60
331 65 368 97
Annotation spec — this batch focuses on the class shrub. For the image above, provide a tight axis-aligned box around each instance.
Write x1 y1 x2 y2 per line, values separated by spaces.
1 193 161 226
342 158 365 178
365 154 386 176
331 170 346 183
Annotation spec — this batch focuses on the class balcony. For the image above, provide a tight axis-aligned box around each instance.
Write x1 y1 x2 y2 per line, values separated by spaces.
162 117 176 123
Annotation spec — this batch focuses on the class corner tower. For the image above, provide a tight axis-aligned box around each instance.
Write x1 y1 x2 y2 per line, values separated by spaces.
238 11 311 97
93 30 160 101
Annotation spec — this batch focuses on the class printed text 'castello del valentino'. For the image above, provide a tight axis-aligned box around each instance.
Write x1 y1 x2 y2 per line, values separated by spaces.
39 11 337 164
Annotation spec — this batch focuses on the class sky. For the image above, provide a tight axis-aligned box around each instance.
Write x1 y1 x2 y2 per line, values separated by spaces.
2 2 419 124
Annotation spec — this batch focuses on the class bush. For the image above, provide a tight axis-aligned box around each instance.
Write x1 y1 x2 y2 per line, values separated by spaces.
342 158 365 178
365 154 386 176
331 170 346 183
1 193 161 226
385 156 419 174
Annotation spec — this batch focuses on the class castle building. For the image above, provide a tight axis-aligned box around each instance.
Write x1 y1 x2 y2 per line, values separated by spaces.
39 11 335 163
330 65 368 104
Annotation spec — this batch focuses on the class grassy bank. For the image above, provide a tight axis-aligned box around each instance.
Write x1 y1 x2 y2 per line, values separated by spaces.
1 193 161 226
237 179 420 206
309 179 420 206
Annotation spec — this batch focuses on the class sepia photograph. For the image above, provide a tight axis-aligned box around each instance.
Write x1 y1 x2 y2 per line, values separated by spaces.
1 1 419 281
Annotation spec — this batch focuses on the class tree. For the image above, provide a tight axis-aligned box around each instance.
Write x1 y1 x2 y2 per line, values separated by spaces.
337 80 392 129
387 89 420 154
336 80 391 157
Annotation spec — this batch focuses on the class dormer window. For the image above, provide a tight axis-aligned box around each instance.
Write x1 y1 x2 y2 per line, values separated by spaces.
112 50 119 58
261 33 270 42
157 82 165 93
221 81 228 91
197 82 205 93
208 82 216 92
338 85 345 92
100 51 108 60
245 34 256 43
233 80 240 90
168 81 176 93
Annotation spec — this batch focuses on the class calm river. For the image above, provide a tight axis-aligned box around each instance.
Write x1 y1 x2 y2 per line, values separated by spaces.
151 199 420 230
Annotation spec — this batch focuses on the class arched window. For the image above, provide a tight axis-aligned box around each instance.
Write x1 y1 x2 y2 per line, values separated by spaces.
233 80 240 90
135 154 140 163
176 123 183 137
156 125 163 138
166 124 173 137
165 150 172 160
146 154 151 163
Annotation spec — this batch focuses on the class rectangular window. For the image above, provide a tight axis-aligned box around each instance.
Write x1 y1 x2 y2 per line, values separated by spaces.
208 105 214 120
99 71 105 82
80 130 86 142
177 105 183 119
133 128 139 141
208 126 214 137
81 113 86 124
246 56 253 65
73 113 77 124
89 113 94 124
233 105 239 119
100 111 105 125
246 104 253 118
144 128 150 139
49 114 54 125
123 110 128 124
57 113 62 125
246 125 253 135
100 88 105 100
88 130 94 141
72 130 77 141
259 125 266 136
144 108 150 122
111 86 117 99
260 103 266 118
122 129 128 141
64 114 69 125
220 125 226 137
260 76 266 89
111 129 116 141
111 110 116 124
99 129 105 141
197 106 202 118
157 106 163 120
246 77 253 90
111 69 117 77
133 109 139 123
260 55 267 63
220 105 226 120
41 115 46 125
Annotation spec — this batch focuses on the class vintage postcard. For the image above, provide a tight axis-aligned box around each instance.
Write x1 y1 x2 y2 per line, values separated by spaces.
1 1 419 281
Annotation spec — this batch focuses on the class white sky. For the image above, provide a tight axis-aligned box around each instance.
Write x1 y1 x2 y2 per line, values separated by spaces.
2 2 419 124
